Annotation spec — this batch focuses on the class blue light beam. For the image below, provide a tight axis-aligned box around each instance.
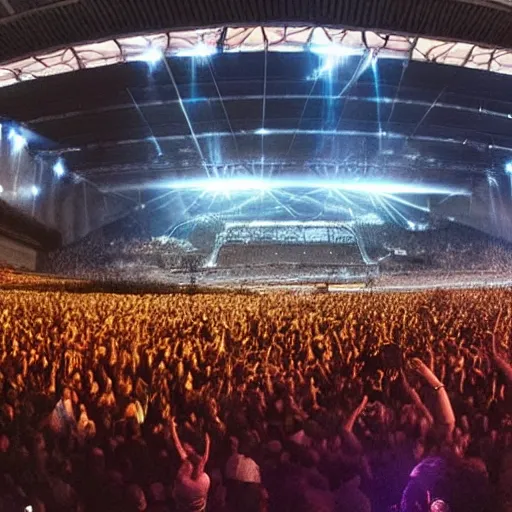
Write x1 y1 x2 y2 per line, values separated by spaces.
103 177 471 196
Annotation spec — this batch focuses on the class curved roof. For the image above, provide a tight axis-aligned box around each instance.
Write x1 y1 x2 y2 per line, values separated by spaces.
1 3 512 243
1 0 512 65
3 26 512 92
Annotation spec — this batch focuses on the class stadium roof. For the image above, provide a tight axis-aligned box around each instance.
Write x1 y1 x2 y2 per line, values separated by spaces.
2 2 512 242
2 0 512 65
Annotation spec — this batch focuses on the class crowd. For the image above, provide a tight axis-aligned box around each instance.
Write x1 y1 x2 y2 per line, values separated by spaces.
0 288 511 511
39 218 512 284
369 224 512 273
42 232 198 280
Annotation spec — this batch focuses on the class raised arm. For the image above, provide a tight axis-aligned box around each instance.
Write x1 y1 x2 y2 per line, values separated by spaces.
400 368 434 426
170 417 188 461
411 358 455 441
492 352 512 384
490 310 512 384
341 395 373 479
343 395 368 433
195 432 210 477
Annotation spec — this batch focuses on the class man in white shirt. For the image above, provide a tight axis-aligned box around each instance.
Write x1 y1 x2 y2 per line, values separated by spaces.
225 436 261 484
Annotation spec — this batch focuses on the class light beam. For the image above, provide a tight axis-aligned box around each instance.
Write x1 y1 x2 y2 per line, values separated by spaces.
176 43 216 59
8 129 27 154
53 159 66 177
142 177 470 196
138 47 163 65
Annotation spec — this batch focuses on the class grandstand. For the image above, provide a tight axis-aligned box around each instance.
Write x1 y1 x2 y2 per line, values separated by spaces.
206 221 379 282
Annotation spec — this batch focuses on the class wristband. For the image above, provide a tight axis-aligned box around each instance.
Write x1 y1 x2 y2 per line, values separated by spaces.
433 384 445 391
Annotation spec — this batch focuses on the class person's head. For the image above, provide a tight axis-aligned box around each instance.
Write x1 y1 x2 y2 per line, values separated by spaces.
62 387 71 401
125 417 141 439
400 456 492 512
2 404 14 422
298 447 319 469
148 482 166 504
127 484 147 511
0 434 9 453
180 451 202 478
239 435 257 459
101 411 112 431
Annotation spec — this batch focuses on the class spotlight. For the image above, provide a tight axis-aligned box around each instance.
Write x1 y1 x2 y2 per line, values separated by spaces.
31 185 40 197
176 43 216 58
8 129 27 153
255 128 271 136
139 47 163 65
309 43 361 79
53 159 65 177
310 43 357 58
0 184 3 194
505 162 512 174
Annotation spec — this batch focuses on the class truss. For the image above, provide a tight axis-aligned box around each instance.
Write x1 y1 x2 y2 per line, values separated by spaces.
2 25 512 90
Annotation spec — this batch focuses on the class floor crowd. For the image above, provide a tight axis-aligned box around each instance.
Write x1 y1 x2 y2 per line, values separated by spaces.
0 289 511 511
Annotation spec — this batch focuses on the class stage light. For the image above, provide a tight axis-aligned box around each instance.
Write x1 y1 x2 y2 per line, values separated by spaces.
505 162 512 174
163 178 469 196
139 47 163 65
31 185 40 197
255 128 271 136
8 129 27 153
309 43 360 79
176 43 216 58
53 159 65 177
0 184 3 194
310 43 358 58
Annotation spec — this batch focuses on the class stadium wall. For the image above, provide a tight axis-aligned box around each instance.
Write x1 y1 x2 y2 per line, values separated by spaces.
0 234 37 271
0 198 60 271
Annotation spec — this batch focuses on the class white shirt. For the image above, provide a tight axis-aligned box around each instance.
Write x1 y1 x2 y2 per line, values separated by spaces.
225 454 261 484
173 471 210 512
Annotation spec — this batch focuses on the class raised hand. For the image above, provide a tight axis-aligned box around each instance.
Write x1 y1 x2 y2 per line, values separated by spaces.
410 357 432 379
